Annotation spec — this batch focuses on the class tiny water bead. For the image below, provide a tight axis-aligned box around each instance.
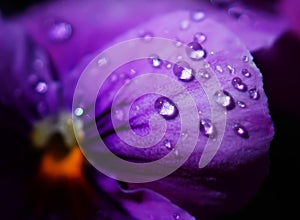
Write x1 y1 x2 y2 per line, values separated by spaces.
163 140 174 150
48 21 73 43
193 32 207 43
216 65 223 73
249 88 260 100
173 213 180 220
241 68 251 78
214 90 235 110
179 19 190 30
226 64 235 74
198 68 210 79
140 31 154 42
154 97 178 120
74 107 84 117
173 61 195 82
242 55 249 63
236 101 247 108
35 81 48 94
233 124 249 139
200 119 216 137
186 42 207 60
149 55 163 68
190 11 206 22
231 77 247 92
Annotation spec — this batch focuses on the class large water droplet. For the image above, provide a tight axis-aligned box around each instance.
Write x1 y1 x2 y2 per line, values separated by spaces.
249 88 260 100
173 61 195 82
190 11 205 22
232 77 247 92
241 69 251 78
214 90 235 110
154 97 178 120
48 21 73 43
35 82 48 94
193 32 207 43
200 119 216 137
186 42 206 60
233 124 249 138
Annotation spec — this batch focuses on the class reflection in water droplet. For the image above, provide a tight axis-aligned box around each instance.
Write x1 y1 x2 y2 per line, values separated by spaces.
233 124 249 138
173 61 194 82
241 69 251 78
232 77 247 92
35 82 48 94
154 97 178 120
214 90 235 110
193 32 207 43
236 101 246 108
186 42 206 60
48 21 72 43
249 88 260 100
179 19 190 30
200 119 216 137
190 11 205 22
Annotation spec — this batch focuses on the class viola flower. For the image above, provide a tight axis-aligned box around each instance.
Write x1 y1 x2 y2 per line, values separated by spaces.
0 0 290 219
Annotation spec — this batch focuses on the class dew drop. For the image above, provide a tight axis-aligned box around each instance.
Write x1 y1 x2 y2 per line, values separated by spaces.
48 21 72 43
190 11 205 22
242 55 249 63
74 107 84 117
163 140 174 150
232 77 247 92
198 68 210 79
193 32 207 43
173 61 195 82
216 65 223 73
233 124 249 138
236 100 246 108
186 42 206 60
200 119 216 137
249 88 260 100
226 64 235 74
241 69 251 78
214 90 235 110
179 19 190 30
154 97 178 120
165 62 172 69
140 31 153 42
35 82 48 94
173 213 180 220
149 55 162 68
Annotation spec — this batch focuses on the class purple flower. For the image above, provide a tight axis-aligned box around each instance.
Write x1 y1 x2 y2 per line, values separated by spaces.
0 0 292 219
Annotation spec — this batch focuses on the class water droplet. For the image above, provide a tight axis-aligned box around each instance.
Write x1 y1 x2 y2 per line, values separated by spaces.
48 21 72 43
97 57 108 67
165 62 172 69
214 90 235 110
236 101 246 108
35 82 48 94
149 55 162 68
193 32 207 43
216 65 223 73
173 213 181 220
190 11 205 22
200 119 216 137
74 107 84 117
163 140 174 150
179 19 190 30
198 68 210 79
173 61 195 82
186 42 206 60
233 124 249 138
242 55 249 63
232 77 247 92
140 31 153 42
249 88 260 100
154 97 178 120
114 109 124 121
241 69 251 78
226 64 235 74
